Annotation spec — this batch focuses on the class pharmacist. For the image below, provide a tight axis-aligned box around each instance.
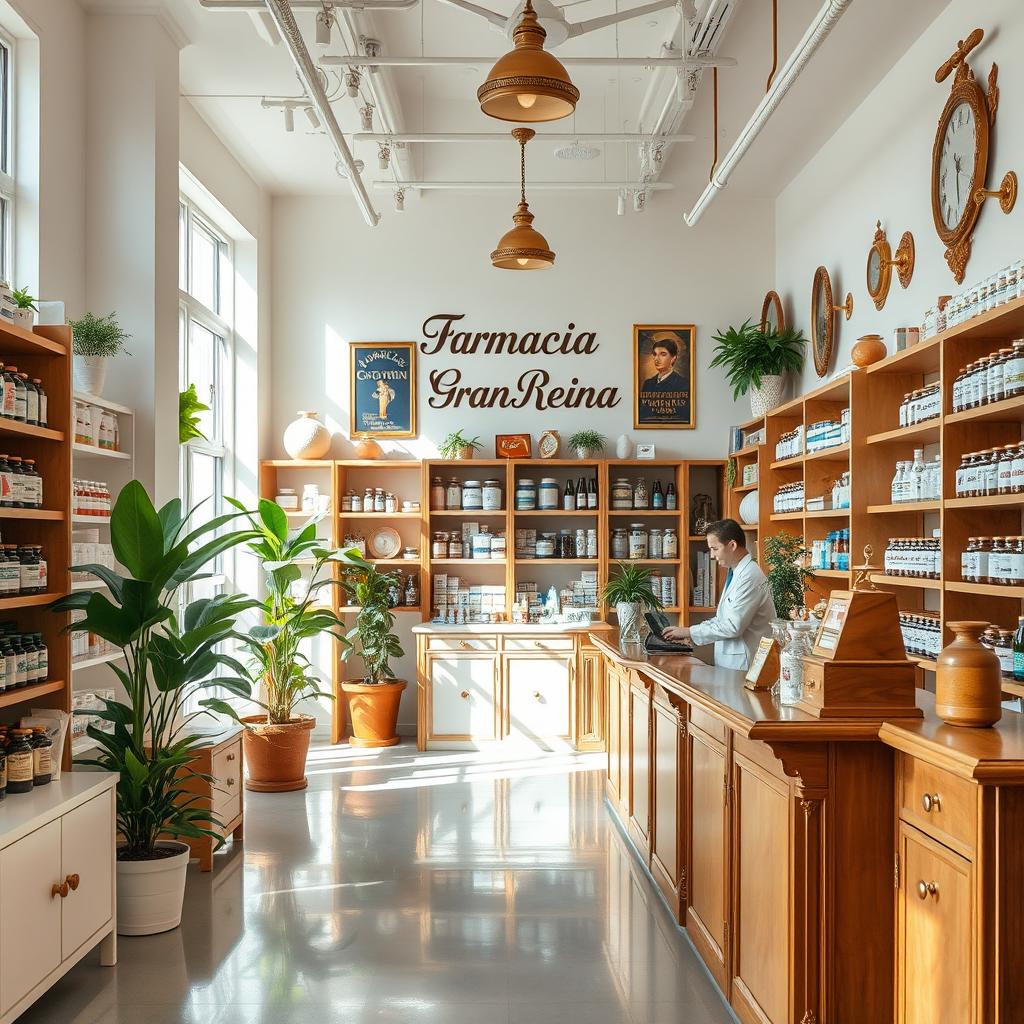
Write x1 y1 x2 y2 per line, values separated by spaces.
661 519 776 671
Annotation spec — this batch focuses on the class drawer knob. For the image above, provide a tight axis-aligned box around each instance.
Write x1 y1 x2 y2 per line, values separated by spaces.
460 690 471 700
917 880 939 900
922 792 941 813
227 777 236 787
533 690 542 700
226 753 236 762
65 873 80 892
51 881 69 899
459 641 471 650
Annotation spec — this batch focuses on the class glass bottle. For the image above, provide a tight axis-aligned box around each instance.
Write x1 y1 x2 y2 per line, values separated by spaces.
430 477 445 511
587 477 598 510
6 729 32 794
30 727 51 786
21 376 38 426
33 379 46 427
575 476 587 511
563 477 575 511
633 478 649 509
910 449 925 502
404 571 419 608
652 480 665 510
7 367 25 422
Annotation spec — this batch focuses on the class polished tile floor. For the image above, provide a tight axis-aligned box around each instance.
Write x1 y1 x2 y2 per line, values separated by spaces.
23 743 733 1024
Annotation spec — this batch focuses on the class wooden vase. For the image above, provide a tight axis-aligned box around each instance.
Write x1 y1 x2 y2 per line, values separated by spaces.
935 621 1002 727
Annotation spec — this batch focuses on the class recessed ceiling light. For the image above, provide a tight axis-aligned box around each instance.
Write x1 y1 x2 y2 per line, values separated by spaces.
647 19 658 27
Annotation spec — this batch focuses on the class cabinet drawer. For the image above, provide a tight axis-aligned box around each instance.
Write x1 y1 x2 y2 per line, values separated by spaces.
214 792 242 830
689 705 727 745
504 636 575 652
212 740 242 789
426 635 496 652
899 755 977 856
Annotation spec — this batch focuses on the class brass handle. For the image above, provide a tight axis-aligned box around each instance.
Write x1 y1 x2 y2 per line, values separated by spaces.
65 873 80 892
227 778 236 787
226 753 236 762
917 880 939 900
922 792 940 813
51 881 69 899
459 640 471 650
533 690 542 700
460 690 470 700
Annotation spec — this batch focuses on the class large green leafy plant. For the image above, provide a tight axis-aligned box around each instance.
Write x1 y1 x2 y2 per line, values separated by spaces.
601 562 664 609
709 320 806 400
205 500 351 725
762 531 814 620
339 558 404 684
51 481 259 859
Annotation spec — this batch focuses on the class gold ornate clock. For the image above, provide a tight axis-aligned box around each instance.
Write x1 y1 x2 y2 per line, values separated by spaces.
931 28 1016 284
866 221 915 311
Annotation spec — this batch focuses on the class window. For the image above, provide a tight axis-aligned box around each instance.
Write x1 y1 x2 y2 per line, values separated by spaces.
0 31 15 284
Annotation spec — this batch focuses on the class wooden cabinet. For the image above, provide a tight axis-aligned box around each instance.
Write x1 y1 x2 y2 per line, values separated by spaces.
606 661 623 805
575 646 604 751
649 683 685 922
627 671 651 852
897 820 973 1024
60 792 115 958
425 652 499 743
505 652 572 745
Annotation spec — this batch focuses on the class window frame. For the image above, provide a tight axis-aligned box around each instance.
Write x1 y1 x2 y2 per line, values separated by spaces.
0 28 16 285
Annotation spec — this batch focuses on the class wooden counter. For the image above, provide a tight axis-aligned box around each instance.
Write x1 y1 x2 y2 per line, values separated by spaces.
592 631 1024 1024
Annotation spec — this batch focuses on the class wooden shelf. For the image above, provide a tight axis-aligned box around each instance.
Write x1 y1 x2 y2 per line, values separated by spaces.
945 581 1024 599
912 657 938 673
623 558 682 565
865 335 940 376
814 569 849 579
938 293 1024 346
804 443 850 463
429 509 507 517
0 507 64 521
866 501 940 514
805 508 850 519
608 509 680 517
688 534 709 542
72 442 129 459
339 511 421 519
770 455 804 470
0 591 66 610
945 394 1024 426
733 482 758 493
0 419 64 442
431 558 506 566
0 679 65 710
731 443 760 459
866 420 941 446
803 374 851 403
338 459 421 468
945 493 1024 510
339 605 422 614
0 322 67 357
72 514 110 525
514 509 599 517
261 459 334 468
365 558 418 566
871 574 942 591
514 558 599 565
688 605 715 613
770 511 804 521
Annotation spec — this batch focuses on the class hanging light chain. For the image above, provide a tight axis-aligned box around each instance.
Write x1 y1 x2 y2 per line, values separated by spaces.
520 138 526 205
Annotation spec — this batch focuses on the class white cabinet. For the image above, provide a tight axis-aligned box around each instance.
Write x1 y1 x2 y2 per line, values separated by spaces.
0 775 116 1023
427 653 499 743
506 653 572 744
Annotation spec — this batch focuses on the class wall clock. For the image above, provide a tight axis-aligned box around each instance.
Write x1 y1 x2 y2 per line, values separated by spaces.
760 290 785 334
866 221 915 311
931 28 1016 284
810 266 851 378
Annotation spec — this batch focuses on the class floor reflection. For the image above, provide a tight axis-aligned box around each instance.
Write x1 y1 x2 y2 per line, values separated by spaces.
21 742 730 1024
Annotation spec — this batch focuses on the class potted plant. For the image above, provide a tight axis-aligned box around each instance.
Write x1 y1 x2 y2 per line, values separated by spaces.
439 430 483 460
709 319 806 417
208 499 349 792
338 556 407 747
568 429 606 460
70 310 131 397
51 481 260 935
762 531 814 621
11 286 37 330
601 561 664 644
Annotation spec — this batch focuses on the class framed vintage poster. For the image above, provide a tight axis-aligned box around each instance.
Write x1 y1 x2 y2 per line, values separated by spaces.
349 341 417 439
633 324 695 429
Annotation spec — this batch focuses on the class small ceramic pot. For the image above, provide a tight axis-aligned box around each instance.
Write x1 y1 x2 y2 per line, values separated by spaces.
851 334 887 367
354 435 383 460
935 621 1002 727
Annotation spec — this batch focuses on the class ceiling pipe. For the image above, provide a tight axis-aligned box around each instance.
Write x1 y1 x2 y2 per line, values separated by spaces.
319 54 736 68
354 132 695 143
262 0 380 225
371 180 674 191
683 0 851 226
201 0 417 9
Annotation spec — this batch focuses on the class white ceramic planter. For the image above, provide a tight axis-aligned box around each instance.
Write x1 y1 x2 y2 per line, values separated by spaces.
116 840 189 935
12 308 34 330
283 411 331 460
749 374 785 417
73 354 108 397
616 601 643 644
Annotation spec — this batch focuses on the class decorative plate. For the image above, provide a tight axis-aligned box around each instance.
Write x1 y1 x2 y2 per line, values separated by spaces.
538 430 561 459
368 526 402 559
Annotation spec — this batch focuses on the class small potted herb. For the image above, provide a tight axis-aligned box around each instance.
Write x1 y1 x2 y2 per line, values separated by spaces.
11 286 37 330
70 311 131 397
568 429 606 460
601 562 664 644
709 319 806 417
439 430 483 460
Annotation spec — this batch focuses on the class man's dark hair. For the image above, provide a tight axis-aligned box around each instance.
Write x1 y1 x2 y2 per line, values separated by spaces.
705 518 746 548
652 338 678 358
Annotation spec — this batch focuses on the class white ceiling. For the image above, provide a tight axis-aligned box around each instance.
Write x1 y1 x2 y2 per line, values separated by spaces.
119 0 950 208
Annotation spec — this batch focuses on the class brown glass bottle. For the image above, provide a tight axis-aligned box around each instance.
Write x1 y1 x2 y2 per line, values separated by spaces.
6 729 33 794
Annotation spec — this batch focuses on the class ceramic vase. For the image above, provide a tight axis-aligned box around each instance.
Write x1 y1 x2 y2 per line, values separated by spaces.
354 435 383 460
616 602 643 644
851 334 887 367
283 411 331 460
739 489 759 526
779 619 816 706
12 308 34 330
749 375 784 417
615 434 631 459
936 621 1002 727
73 354 108 397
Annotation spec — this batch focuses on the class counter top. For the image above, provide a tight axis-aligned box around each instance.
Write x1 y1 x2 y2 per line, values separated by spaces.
414 621 613 635
0 771 116 849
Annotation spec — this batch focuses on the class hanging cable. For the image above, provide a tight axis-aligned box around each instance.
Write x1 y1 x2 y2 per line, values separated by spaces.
766 0 779 92
709 66 718 183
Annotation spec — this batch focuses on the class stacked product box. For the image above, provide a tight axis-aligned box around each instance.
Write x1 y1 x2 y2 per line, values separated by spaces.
432 574 506 623
515 528 537 559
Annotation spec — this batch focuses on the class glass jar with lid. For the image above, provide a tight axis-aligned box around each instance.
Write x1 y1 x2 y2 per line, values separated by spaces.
611 478 633 509
432 532 448 559
538 477 559 511
536 533 556 558
445 478 462 510
430 477 445 510
275 487 299 511
611 528 629 560
482 479 502 511
649 528 663 559
663 528 678 559
448 533 465 558
6 729 32 794
633 478 649 509
516 478 537 511
462 480 483 511
628 523 648 560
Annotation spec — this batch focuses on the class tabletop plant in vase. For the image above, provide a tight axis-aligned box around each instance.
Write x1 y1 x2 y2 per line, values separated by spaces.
602 561 664 646
568 429 606 460
338 555 407 747
51 480 261 936
11 286 38 330
206 498 349 793
70 310 131 397
709 318 806 418
762 531 815 695
439 429 483 460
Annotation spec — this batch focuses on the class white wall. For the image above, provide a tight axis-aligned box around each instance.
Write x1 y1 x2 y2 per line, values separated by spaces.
776 0 1024 392
271 190 774 733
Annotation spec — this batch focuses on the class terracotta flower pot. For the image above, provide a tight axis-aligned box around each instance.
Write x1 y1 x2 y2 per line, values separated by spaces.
241 714 316 792
457 446 475 460
851 334 887 367
935 621 1002 728
341 679 407 747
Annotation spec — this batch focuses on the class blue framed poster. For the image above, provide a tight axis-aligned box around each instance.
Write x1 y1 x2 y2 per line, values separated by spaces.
349 341 417 438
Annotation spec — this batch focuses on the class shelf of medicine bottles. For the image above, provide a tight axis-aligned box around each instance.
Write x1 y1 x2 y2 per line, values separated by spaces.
71 514 110 525
804 509 850 520
866 501 940 514
945 393 1024 425
339 511 421 519
0 591 67 610
514 509 599 517
804 443 850 463
431 559 506 566
770 455 804 470
815 569 850 579
608 509 680 517
871 574 942 591
0 508 64 521
71 442 130 460
0 678 65 710
945 581 1024 598
865 335 941 376
866 421 941 446
429 509 507 517
514 558 598 565
939 292 1024 345
72 651 124 672
733 482 758 494
0 420 65 442
945 493 1024 509
769 511 804 522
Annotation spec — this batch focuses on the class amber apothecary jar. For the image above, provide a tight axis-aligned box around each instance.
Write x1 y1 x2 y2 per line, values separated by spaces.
935 620 1002 727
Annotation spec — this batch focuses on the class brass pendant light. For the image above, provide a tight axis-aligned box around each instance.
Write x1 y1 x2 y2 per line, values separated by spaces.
491 128 555 270
477 0 579 123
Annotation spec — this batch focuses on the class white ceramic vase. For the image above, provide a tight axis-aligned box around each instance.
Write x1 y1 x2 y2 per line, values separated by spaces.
12 308 34 330
615 434 631 459
749 374 785 417
739 489 759 526
73 355 108 397
116 840 190 935
283 411 331 460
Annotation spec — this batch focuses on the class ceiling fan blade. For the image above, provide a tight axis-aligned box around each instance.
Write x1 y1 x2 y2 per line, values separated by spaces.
567 0 676 37
432 0 508 30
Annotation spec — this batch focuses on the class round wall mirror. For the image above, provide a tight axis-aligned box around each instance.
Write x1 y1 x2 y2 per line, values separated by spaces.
760 290 785 335
810 266 851 377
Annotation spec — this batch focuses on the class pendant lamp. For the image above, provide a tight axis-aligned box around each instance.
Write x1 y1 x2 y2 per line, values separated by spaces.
491 128 555 270
477 0 579 123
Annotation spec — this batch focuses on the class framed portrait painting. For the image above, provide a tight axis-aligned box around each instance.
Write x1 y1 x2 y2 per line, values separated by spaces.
633 324 695 429
349 341 417 438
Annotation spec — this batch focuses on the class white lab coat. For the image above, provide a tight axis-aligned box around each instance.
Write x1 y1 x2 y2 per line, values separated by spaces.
688 554 776 671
